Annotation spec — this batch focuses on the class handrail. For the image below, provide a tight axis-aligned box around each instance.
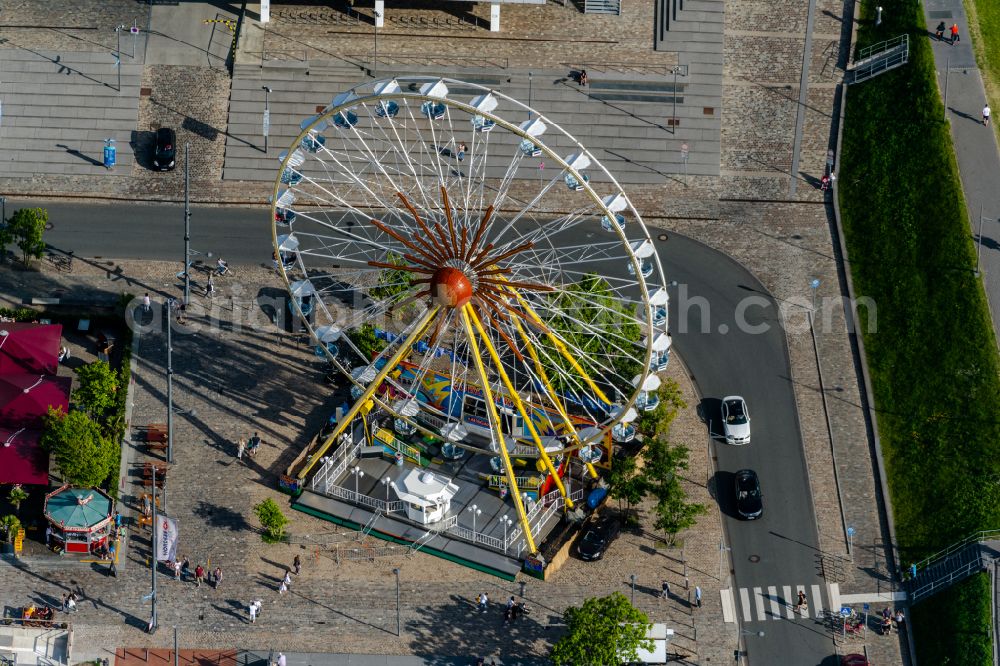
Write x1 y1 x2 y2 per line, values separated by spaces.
910 556 986 602
912 529 1000 573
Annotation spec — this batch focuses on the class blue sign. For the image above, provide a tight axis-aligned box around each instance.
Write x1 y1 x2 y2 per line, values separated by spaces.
840 606 852 617
863 603 870 611
103 143 117 169
846 526 855 537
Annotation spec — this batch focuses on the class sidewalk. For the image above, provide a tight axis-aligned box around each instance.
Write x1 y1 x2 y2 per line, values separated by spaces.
115 649 549 666
924 0 1000 344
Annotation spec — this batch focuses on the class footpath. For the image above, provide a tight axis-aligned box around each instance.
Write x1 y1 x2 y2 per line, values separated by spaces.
923 0 1000 344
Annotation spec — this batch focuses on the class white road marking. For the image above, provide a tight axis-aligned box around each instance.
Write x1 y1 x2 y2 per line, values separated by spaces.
812 584 824 615
721 588 736 623
740 587 752 622
782 585 794 618
753 586 766 621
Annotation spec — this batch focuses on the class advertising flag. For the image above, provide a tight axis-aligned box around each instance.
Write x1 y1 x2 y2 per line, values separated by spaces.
156 515 178 562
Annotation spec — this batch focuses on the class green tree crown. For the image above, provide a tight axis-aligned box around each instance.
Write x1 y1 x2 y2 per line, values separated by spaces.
551 592 653 666
6 208 47 267
40 407 117 487
253 497 289 543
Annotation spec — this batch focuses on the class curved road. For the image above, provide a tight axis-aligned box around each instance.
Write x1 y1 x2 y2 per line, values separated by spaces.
17 199 833 664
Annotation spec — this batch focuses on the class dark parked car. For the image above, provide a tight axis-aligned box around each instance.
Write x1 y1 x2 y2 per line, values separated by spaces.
576 518 619 561
735 469 763 520
153 127 176 171
841 655 871 666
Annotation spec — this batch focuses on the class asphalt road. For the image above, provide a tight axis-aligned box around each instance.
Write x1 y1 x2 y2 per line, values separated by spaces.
18 198 833 664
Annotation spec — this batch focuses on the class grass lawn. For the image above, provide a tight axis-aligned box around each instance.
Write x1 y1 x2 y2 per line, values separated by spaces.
966 0 1000 121
910 573 993 664
840 0 1000 663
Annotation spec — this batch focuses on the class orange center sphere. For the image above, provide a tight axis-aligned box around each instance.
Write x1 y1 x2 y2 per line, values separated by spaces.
430 266 473 308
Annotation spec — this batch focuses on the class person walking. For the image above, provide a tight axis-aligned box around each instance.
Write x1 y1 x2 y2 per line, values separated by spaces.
143 293 151 313
237 438 246 460
282 570 293 588
477 592 489 613
694 586 702 608
65 595 77 613
60 594 68 612
277 654 286 666
278 580 288 595
195 564 205 587
950 23 960 44
213 567 222 590
983 104 991 127
894 609 905 632
660 580 670 599
457 142 467 161
293 554 302 575
793 590 807 612
248 599 260 623
174 560 182 580
206 274 215 297
935 21 946 40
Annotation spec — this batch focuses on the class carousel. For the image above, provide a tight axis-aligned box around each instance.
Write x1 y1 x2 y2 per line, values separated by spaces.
43 485 114 554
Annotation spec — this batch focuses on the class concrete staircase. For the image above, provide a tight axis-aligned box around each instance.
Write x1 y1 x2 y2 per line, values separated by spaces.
0 625 70 666
0 49 142 176
223 60 719 186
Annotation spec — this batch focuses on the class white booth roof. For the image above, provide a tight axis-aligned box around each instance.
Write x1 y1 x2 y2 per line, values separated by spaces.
395 468 459 507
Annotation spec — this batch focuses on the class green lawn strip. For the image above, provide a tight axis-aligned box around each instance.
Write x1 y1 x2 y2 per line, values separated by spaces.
841 1 1000 662
910 572 992 664
967 0 1000 95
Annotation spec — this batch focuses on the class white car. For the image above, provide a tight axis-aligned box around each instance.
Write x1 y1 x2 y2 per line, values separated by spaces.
721 396 751 445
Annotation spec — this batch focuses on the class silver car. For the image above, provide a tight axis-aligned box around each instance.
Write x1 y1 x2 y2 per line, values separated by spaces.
722 396 751 445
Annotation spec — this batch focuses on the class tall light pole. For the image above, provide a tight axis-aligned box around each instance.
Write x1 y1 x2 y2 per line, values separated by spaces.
165 301 174 464
392 567 401 636
183 143 191 304
262 87 272 154
115 24 124 93
736 629 764 664
373 11 381 77
351 466 365 497
382 476 392 506
501 516 513 553
149 465 159 634
467 504 481 534
528 72 533 119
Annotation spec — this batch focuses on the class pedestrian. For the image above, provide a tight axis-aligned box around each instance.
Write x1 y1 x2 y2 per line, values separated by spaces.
695 586 702 607
206 274 215 297
277 654 286 666
278 580 288 595
793 590 807 611
909 562 917 579
894 609 905 631
213 567 222 589
882 615 893 635
579 69 589 86
293 554 301 575
174 560 182 580
60 594 68 612
237 438 246 460
477 592 489 613
249 600 259 623
936 21 946 40
45 525 52 546
457 142 467 161
65 595 76 613
195 564 205 587
143 293 151 313
217 258 230 276
660 580 670 599
983 104 991 127
881 606 891 620
951 23 960 44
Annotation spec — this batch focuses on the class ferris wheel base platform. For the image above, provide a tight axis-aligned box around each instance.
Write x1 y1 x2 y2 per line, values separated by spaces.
293 489 526 580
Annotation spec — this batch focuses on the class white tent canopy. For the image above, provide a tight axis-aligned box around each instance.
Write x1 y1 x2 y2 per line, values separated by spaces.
420 79 449 98
470 93 498 113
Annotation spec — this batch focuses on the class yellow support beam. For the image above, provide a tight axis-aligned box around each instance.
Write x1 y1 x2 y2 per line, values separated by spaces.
510 316 600 480
297 305 442 480
460 304 538 555
467 307 574 508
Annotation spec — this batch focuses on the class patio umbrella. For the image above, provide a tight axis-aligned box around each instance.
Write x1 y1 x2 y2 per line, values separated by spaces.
0 374 71 428
0 323 62 375
0 426 48 485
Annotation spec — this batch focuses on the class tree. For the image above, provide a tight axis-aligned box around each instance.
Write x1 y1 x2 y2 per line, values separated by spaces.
253 497 289 543
642 439 705 545
347 322 388 361
607 453 647 525
638 379 687 437
74 360 120 420
7 485 28 516
6 208 47 267
0 515 21 543
652 482 706 546
369 252 411 302
40 407 117 487
551 592 653 666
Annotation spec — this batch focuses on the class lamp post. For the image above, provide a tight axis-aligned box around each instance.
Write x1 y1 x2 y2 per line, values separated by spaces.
149 465 159 634
373 11 381 77
392 567 401 636
528 72 533 120
351 466 365 498
467 504 481 534
115 24 125 93
382 476 392 507
165 301 174 464
262 87 272 154
630 573 637 604
500 516 513 553
735 629 764 664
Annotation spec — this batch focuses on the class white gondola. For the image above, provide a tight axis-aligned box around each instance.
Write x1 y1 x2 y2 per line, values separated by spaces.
299 116 328 153
472 115 496 132
376 100 399 118
630 239 655 258
419 79 449 98
274 207 296 226
519 117 547 137
440 441 465 460
649 287 669 306
519 139 542 157
564 153 592 191
279 149 306 169
441 422 468 442
313 323 341 358
610 404 638 423
578 444 603 463
601 213 626 231
394 417 416 436
280 168 303 185
289 279 316 318
350 366 367 400
277 233 300 252
627 259 654 278
650 306 667 326
421 101 446 120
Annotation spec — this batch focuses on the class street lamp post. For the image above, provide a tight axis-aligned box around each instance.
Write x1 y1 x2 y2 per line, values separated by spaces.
149 465 159 634
467 504 481 534
351 466 365 498
115 24 125 93
372 10 382 77
165 301 174 464
501 516 513 553
630 573 637 604
393 567 401 636
528 72 533 120
736 629 764 664
262 87 272 154
382 476 392 506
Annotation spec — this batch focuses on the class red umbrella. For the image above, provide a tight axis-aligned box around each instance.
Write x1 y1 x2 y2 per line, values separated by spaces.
0 374 71 428
0 426 48 485
0 323 62 375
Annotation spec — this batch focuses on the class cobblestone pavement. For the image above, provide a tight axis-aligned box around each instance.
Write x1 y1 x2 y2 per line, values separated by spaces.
0 0 146 54
0 257 727 664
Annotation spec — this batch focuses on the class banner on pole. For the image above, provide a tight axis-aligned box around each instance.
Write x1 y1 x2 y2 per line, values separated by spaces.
261 0 271 23
155 515 178 562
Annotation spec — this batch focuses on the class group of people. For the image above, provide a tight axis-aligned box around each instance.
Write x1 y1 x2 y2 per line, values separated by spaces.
21 604 56 627
278 555 303 594
237 432 263 460
166 557 223 589
934 21 961 45
60 593 80 613
879 607 905 635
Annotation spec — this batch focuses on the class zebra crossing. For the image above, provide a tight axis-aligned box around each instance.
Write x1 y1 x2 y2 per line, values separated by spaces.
721 583 839 623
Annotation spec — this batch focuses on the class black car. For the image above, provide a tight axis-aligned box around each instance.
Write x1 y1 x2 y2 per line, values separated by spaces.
735 469 763 519
153 127 176 171
577 518 619 561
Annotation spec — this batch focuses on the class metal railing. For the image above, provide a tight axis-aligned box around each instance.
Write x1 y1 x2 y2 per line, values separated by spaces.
910 555 986 602
346 53 510 70
912 529 1000 572
311 441 361 494
850 34 909 84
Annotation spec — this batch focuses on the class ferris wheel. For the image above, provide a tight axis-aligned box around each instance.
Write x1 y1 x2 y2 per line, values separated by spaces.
273 77 671 552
